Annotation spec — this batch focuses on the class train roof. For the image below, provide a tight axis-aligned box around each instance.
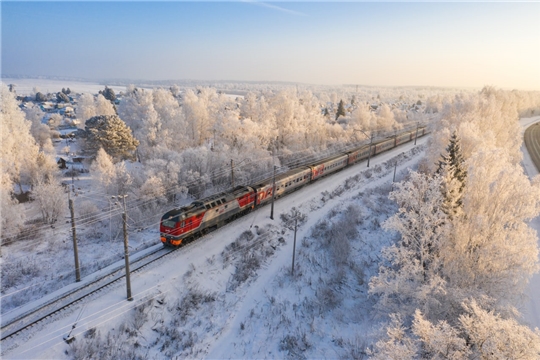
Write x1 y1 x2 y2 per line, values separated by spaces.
254 166 311 188
310 153 348 167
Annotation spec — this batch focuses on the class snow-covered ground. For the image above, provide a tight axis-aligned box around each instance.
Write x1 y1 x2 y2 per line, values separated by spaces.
2 136 429 359
520 116 540 330
2 78 126 96
3 117 539 359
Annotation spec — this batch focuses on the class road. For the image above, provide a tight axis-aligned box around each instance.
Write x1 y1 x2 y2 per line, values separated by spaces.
524 122 540 173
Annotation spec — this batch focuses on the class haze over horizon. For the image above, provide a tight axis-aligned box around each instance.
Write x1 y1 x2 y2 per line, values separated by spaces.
2 1 540 90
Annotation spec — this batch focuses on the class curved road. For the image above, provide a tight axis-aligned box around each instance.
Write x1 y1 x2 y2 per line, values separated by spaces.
524 122 540 173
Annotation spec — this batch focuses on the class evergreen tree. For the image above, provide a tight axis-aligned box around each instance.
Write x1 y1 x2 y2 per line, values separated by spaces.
100 86 116 103
56 91 70 103
335 99 346 120
436 131 466 217
35 92 47 102
85 115 139 161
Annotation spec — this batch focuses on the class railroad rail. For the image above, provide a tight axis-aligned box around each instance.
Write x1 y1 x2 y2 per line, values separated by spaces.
0 245 175 343
524 122 540 173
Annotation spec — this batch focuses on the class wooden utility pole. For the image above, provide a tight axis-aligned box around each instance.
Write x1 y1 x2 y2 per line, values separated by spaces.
231 159 235 188
69 194 81 282
414 122 419 145
367 133 374 167
116 195 133 301
270 139 277 220
291 217 298 276
270 165 276 220
392 162 397 192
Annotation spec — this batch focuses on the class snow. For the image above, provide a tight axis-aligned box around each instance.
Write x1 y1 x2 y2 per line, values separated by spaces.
3 114 539 358
520 116 540 330
2 135 429 359
2 78 126 96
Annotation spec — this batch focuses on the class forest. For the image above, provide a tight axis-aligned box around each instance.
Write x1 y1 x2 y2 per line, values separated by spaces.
1 81 540 358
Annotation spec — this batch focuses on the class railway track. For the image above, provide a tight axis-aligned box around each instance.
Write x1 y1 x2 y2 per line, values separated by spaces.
0 245 176 343
524 122 540 173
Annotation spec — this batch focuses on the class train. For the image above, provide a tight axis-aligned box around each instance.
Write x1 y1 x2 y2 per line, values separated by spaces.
160 126 427 246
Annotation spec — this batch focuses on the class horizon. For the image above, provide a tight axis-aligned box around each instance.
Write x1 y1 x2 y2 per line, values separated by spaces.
2 1 540 91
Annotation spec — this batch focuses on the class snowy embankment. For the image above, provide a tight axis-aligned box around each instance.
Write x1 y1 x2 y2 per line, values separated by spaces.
3 137 428 359
520 116 540 330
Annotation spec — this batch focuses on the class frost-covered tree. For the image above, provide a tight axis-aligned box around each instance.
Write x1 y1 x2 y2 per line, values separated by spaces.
95 94 116 116
77 93 97 123
370 314 418 360
0 84 41 193
442 149 540 307
24 104 54 153
85 115 139 161
0 174 26 241
351 103 375 131
369 171 450 318
372 303 540 360
336 99 346 120
90 148 117 191
436 132 467 217
458 300 540 359
47 113 63 129
30 179 66 224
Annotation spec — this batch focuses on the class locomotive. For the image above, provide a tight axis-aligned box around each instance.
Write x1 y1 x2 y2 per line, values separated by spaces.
160 127 426 246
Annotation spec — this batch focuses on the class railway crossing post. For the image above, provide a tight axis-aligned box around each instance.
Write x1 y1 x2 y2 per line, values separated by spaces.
114 195 133 301
69 193 81 282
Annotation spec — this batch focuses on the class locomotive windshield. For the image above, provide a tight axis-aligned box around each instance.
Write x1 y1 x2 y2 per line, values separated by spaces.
162 219 177 228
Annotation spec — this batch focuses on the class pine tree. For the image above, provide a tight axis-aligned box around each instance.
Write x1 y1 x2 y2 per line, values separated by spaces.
436 132 466 217
85 115 139 161
335 99 346 120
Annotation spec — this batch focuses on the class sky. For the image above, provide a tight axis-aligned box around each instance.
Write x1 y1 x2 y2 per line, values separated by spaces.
2 1 540 90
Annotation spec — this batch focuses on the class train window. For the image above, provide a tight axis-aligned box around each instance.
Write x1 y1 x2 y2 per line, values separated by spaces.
225 205 228 209
181 221 185 228
211 202 216 207
205 204 211 210
221 198 226 203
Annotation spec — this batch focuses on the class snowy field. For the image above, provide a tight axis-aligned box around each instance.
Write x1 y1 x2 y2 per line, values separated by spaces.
2 78 127 96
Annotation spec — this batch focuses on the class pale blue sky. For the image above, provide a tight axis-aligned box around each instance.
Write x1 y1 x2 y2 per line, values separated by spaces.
2 1 539 89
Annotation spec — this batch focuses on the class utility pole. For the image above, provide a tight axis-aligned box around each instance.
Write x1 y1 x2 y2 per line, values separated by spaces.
231 159 235 188
392 162 397 192
270 165 276 220
270 140 277 220
69 193 81 282
291 216 298 276
354 129 374 168
367 133 374 167
115 195 133 301
414 122 419 145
